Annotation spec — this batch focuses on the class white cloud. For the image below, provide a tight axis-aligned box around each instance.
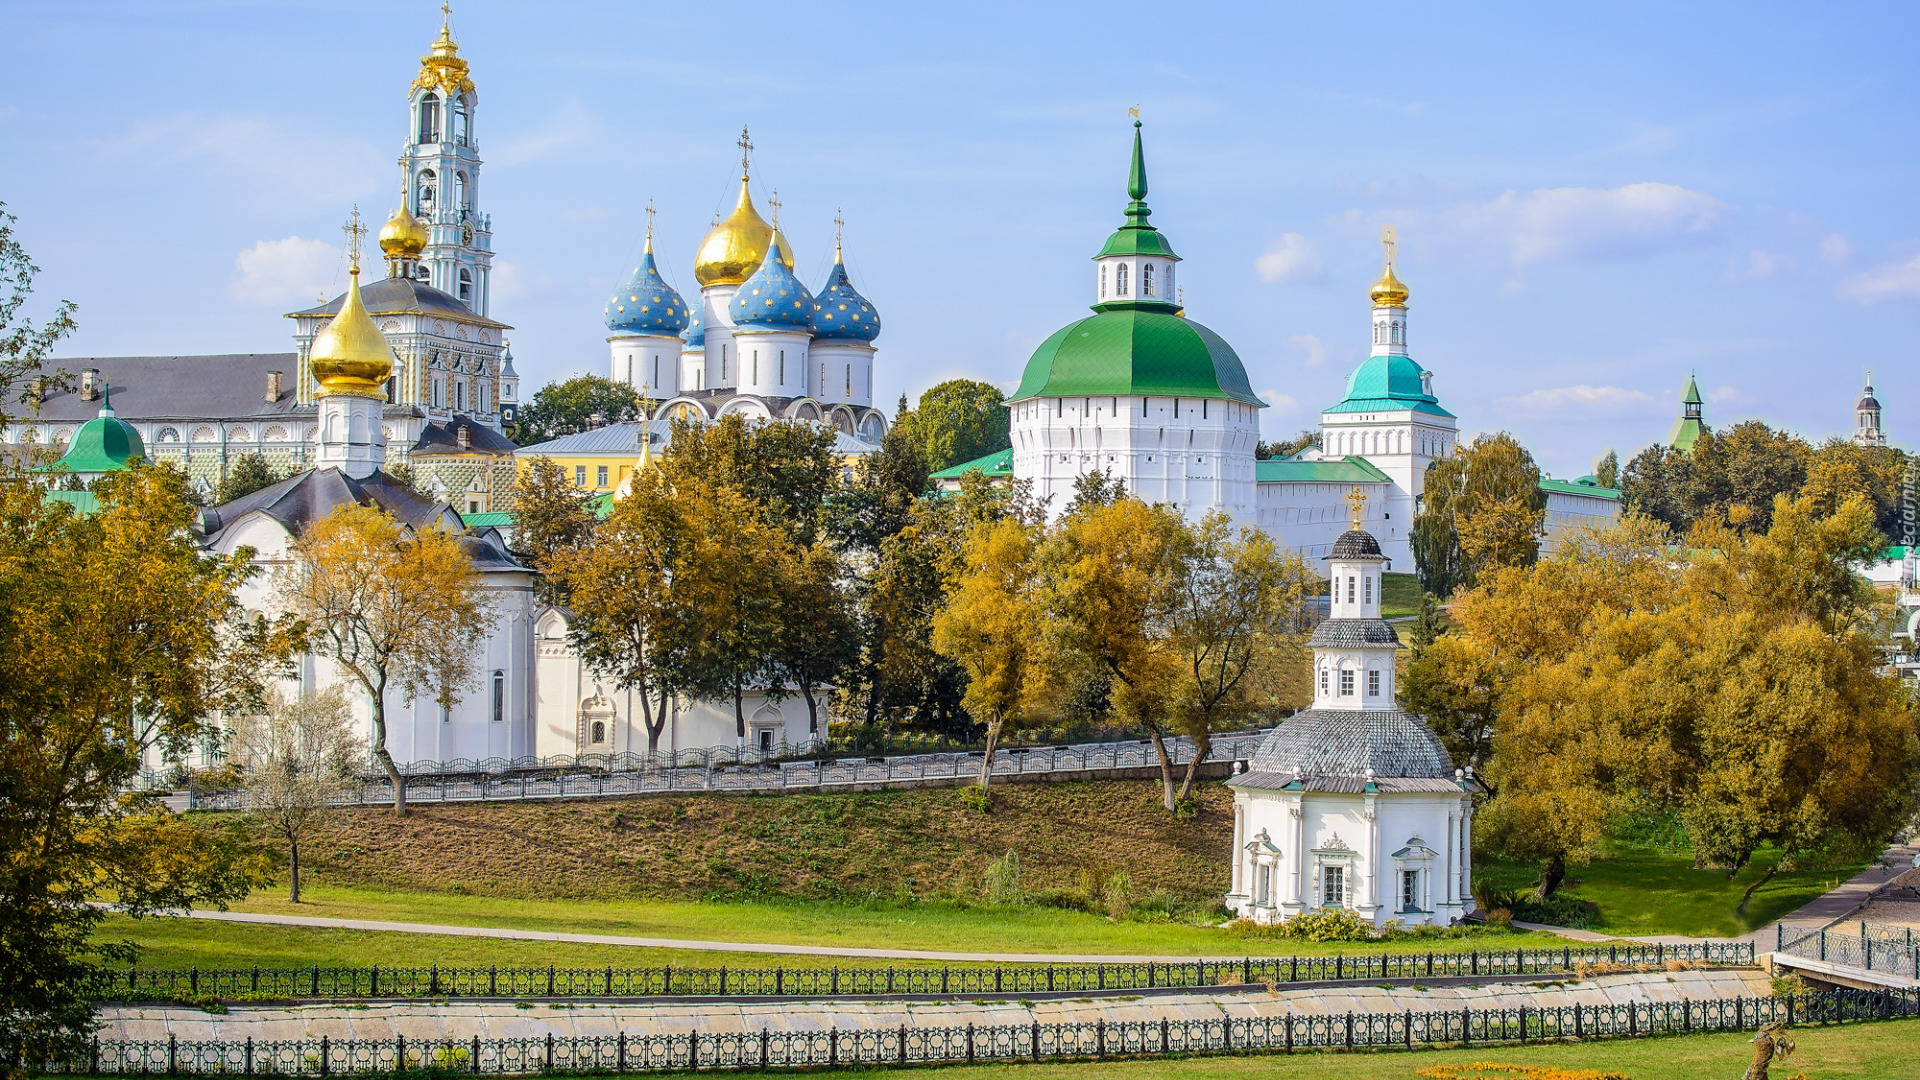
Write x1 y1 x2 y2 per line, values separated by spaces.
490 259 555 304
230 236 341 306
90 113 383 209
1820 233 1852 264
1259 389 1300 415
1840 255 1920 305
1255 233 1321 283
1708 385 1758 407
1449 182 1727 265
1284 333 1329 367
488 102 600 168
1731 250 1790 279
1496 384 1659 417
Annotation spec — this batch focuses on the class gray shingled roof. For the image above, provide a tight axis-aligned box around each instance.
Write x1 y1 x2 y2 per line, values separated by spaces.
409 417 518 456
1232 772 1463 793
1330 529 1386 559
519 418 879 457
288 277 510 330
1308 618 1401 649
197 467 523 574
1232 707 1454 782
33 354 302 423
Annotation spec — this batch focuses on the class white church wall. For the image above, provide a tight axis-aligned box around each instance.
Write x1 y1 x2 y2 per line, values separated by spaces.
1231 787 1470 928
1540 489 1622 555
1009 394 1261 523
610 335 681 396
1254 481 1395 561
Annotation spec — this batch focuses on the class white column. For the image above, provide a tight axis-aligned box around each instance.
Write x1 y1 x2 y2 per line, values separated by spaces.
1229 804 1246 896
1444 807 1459 905
1287 802 1304 906
1460 800 1475 908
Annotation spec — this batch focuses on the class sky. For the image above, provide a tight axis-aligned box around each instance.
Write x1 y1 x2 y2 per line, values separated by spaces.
3 1 1918 479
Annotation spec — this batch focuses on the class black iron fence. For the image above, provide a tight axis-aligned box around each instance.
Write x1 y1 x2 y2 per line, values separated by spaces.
40 987 1914 1075
183 731 1272 810
1778 921 1920 981
95 941 1754 1002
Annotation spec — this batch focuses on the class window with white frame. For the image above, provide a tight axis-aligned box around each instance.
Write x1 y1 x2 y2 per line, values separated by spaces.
1368 669 1381 697
1400 869 1421 911
1339 668 1354 696
1321 865 1346 908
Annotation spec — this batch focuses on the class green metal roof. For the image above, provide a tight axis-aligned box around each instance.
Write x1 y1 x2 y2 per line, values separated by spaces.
1322 354 1454 418
37 400 146 476
1537 476 1621 500
1669 416 1705 453
1011 309 1263 405
460 510 515 529
929 447 1014 480
1094 120 1179 260
1254 456 1392 484
44 490 101 516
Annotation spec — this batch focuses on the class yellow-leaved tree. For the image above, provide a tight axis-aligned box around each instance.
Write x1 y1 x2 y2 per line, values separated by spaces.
932 516 1054 788
277 503 492 815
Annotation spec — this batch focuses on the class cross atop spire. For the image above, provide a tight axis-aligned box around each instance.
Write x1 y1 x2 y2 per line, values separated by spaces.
768 189 781 228
834 209 845 260
342 206 366 274
1344 486 1367 532
737 125 753 177
1381 224 1397 273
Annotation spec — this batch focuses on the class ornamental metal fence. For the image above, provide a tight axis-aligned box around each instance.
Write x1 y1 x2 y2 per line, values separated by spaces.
36 987 1913 1075
185 730 1273 811
1777 921 1920 981
93 941 1754 1003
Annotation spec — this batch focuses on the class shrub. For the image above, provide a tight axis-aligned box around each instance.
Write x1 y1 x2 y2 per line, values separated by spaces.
1227 907 1376 942
1030 887 1095 913
1512 892 1600 929
958 786 992 814
983 850 1023 906
1103 870 1132 920
1485 908 1514 928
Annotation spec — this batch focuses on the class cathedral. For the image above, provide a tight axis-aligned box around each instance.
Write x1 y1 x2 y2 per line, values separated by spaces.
599 134 889 445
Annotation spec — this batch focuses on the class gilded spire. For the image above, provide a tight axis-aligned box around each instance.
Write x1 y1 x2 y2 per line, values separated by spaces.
1345 486 1367 531
414 2 475 95
310 208 395 400
694 130 792 287
1370 224 1409 308
644 197 656 255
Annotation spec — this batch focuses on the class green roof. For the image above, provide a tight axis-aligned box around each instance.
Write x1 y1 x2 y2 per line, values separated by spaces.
929 447 1014 480
44 490 101 516
1255 456 1392 484
1537 476 1621 500
1882 545 1911 562
1095 120 1179 260
1322 354 1454 418
37 405 146 476
1669 415 1705 452
1011 308 1263 406
460 511 515 529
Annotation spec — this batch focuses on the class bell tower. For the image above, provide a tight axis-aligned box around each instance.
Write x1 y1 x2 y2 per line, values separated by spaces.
402 4 493 315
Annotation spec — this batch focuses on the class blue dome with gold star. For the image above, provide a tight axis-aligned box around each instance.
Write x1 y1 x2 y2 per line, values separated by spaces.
811 254 880 342
604 247 690 336
730 235 814 330
683 295 706 350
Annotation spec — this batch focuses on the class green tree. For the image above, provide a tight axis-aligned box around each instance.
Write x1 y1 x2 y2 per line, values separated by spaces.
509 456 597 605
226 686 361 903
1412 432 1547 597
663 414 839 542
1619 442 1689 530
0 464 280 1065
1593 449 1619 489
1257 429 1321 460
0 201 76 412
214 452 285 505
276 504 493 815
511 375 642 445
770 540 862 738
894 379 1011 472
932 517 1053 786
1678 421 1811 533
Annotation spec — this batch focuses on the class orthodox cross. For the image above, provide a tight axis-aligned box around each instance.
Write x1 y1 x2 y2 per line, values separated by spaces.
1344 486 1367 531
768 190 781 227
342 206 366 273
834 209 845 253
1381 224 1397 272
644 197 656 242
737 125 753 175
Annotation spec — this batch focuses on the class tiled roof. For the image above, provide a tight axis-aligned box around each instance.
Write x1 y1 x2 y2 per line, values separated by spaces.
1307 618 1401 649
1330 529 1384 559
930 447 1014 480
32 354 302 423
1237 707 1454 781
1231 771 1463 794
288 276 510 330
408 417 518 457
517 418 879 458
1255 456 1391 484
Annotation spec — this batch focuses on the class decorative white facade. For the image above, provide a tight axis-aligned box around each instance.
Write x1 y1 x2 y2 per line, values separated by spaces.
1009 394 1263 522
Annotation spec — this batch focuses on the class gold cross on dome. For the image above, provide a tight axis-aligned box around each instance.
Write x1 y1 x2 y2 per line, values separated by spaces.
342 206 366 273
644 197 656 240
1344 486 1367 531
768 190 781 227
1381 224 1397 272
737 125 753 174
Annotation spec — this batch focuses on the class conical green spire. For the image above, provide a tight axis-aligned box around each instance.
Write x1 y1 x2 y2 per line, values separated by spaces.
1094 119 1177 265
1127 120 1148 202
1682 374 1702 404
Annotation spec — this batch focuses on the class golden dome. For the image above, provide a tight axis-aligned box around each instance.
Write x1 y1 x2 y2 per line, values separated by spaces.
694 175 794 287
378 204 428 258
413 17 475 96
310 267 394 398
1370 264 1409 308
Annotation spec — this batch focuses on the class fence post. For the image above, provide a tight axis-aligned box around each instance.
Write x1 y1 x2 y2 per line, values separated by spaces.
489 965 496 997
1243 957 1251 984
396 1034 406 1074
1160 1018 1169 1054
1032 1019 1042 1061
245 1036 253 1076
1776 923 1784 951
761 1029 770 1068
608 966 615 996
829 1028 838 1067
1405 1010 1413 1049
832 966 839 995
776 967 783 995
1285 1014 1294 1053
546 1033 554 1071
371 965 378 998
253 965 260 994
1518 1005 1526 1044
967 1023 975 1064
169 1033 177 1076
717 967 724 996
471 1035 480 1074
898 1025 907 1066
1462 1007 1471 1045
548 965 555 996
617 1033 625 1073
1345 1011 1354 1048
313 964 320 997
996 966 1003 994
320 1036 329 1077
190 967 198 997
1657 942 1664 966
91 1037 100 1076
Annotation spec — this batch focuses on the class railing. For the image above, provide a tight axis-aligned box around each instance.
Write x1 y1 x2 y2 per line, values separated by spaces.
1778 921 1920 981
40 987 1913 1075
93 942 1754 1002
187 730 1273 810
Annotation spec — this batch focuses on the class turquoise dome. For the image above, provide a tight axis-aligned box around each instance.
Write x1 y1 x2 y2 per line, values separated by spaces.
683 297 706 350
48 389 146 476
604 248 690 336
811 256 880 342
730 235 813 331
1325 353 1454 418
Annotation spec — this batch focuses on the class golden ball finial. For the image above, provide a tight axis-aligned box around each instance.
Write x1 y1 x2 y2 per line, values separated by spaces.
1369 265 1409 308
378 204 428 259
310 268 395 399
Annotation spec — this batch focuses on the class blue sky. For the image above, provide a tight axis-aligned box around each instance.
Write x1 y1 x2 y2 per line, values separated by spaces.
3 1 1917 478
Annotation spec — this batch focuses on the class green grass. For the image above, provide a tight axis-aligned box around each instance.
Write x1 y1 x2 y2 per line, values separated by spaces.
1381 572 1425 619
1478 843 1865 938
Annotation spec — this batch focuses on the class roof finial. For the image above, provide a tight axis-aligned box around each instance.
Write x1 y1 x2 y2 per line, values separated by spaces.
737 125 753 179
1381 224 1397 274
1126 111 1148 205
767 189 781 228
1344 486 1367 531
342 206 366 276
100 380 114 417
644 197 656 254
834 209 845 262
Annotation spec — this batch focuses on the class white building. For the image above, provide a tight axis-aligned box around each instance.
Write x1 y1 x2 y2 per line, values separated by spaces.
1225 517 1477 927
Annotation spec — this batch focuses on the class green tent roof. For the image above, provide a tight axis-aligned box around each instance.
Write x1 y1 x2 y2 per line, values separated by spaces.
1537 476 1621 500
1254 456 1392 484
1011 308 1263 405
1323 354 1454 418
929 447 1014 480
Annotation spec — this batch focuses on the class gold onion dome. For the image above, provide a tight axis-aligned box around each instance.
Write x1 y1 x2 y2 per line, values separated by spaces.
413 16 475 95
378 203 428 258
309 268 395 398
694 175 793 287
1370 264 1409 308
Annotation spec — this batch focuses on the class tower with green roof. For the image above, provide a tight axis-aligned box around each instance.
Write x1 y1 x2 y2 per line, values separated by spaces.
1008 120 1264 520
1668 374 1706 452
1315 228 1458 566
37 383 147 481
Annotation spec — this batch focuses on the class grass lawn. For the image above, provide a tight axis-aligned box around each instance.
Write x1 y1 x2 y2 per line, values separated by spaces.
1381 572 1426 619
740 1019 1920 1080
1478 843 1865 938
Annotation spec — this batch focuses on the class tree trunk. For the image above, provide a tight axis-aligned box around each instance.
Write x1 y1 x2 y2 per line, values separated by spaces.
801 680 819 735
643 689 670 753
288 834 301 904
1144 722 1177 811
369 679 407 817
979 717 1003 790
733 678 746 745
1172 728 1212 807
1534 853 1566 899
1737 864 1780 913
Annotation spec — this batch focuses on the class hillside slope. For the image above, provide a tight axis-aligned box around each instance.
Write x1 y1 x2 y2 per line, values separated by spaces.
294 780 1234 905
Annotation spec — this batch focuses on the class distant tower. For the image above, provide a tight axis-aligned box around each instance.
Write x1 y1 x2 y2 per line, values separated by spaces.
1854 372 1886 448
403 5 493 314
1669 374 1706 453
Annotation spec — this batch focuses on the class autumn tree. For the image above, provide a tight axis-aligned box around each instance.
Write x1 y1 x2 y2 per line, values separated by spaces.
226 687 361 903
1412 432 1547 596
511 375 642 445
509 456 597 605
932 517 1053 786
1257 429 1322 461
214 452 285 505
1592 449 1619 489
277 504 493 815
770 540 861 738
893 378 1012 472
0 201 76 411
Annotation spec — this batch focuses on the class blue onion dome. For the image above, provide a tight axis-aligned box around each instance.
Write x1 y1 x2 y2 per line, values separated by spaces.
604 243 690 336
683 296 706 350
730 234 814 330
811 249 880 342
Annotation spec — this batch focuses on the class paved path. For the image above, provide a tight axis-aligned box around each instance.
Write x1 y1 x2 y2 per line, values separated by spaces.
162 909 1259 964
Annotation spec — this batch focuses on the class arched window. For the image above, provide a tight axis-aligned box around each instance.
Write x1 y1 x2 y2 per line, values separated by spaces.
1116 263 1129 296
591 721 606 744
1100 264 1108 298
1142 263 1154 296
491 671 504 723
455 172 469 215
418 93 440 142
452 97 469 145
458 267 473 302
416 169 437 215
